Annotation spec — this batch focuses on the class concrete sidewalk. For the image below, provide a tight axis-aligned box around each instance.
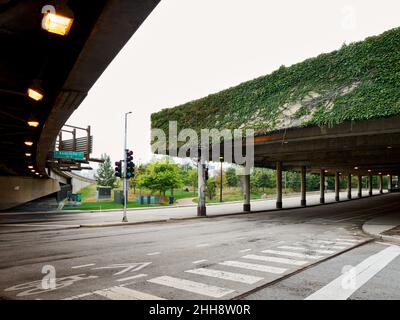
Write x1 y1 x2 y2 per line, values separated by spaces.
362 213 400 243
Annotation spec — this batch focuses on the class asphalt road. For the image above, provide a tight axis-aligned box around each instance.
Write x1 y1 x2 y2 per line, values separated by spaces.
0 192 399 300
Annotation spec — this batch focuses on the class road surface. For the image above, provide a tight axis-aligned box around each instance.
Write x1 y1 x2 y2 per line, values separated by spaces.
0 192 399 300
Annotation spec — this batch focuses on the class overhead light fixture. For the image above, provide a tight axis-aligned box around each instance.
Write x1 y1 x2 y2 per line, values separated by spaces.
31 169 35 173
354 167 359 170
25 153 32 157
24 141 33 146
28 165 33 169
41 5 74 36
379 173 382 175
35 172 39 175
27 88 43 101
368 169 372 173
27 120 40 128
387 146 393 149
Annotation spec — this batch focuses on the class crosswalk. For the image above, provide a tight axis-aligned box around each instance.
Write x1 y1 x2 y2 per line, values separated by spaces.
64 236 367 300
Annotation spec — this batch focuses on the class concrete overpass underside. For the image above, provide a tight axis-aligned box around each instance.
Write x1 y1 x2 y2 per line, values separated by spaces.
0 0 161 210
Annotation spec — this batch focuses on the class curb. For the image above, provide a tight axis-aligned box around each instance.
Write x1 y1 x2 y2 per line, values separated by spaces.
362 223 400 244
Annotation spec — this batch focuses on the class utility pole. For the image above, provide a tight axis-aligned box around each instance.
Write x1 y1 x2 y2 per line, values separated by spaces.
219 156 223 202
122 111 132 223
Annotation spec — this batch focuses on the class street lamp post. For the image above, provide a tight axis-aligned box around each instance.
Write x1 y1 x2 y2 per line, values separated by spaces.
122 111 132 223
219 157 223 202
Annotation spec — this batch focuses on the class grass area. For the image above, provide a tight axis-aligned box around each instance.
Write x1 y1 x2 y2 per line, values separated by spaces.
62 201 164 211
63 184 197 211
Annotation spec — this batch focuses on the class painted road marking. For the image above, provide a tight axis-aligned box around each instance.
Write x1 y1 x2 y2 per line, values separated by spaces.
335 238 361 243
71 264 95 269
278 246 336 255
93 262 152 275
196 244 210 248
219 261 287 274
94 286 164 300
261 249 323 260
240 249 252 253
298 242 346 250
63 292 93 300
116 274 147 282
185 268 263 284
242 254 308 266
192 260 208 264
148 276 234 298
313 240 353 246
305 245 400 300
146 252 161 256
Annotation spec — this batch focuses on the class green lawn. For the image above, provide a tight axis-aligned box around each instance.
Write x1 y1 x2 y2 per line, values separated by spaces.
62 201 165 211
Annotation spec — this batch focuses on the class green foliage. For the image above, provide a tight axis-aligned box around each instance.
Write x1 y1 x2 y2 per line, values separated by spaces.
152 27 400 135
225 167 239 187
136 161 183 196
95 154 117 188
205 177 217 200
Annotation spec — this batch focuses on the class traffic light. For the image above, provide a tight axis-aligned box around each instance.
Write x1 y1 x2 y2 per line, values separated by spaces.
125 149 135 179
205 167 209 181
114 161 122 177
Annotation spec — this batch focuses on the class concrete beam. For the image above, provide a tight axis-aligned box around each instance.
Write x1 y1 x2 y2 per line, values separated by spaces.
0 177 60 210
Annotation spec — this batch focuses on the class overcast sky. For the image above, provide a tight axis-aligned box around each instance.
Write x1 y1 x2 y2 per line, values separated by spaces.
68 0 400 167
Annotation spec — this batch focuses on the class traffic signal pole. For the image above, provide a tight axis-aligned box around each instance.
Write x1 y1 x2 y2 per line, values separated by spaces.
122 111 132 222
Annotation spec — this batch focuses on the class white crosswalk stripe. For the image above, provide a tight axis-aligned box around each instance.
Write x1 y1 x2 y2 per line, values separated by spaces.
312 240 353 246
305 246 400 300
148 276 234 298
297 242 346 250
278 246 336 255
335 238 361 243
94 286 165 300
185 268 263 284
261 249 323 260
242 254 308 266
219 260 287 274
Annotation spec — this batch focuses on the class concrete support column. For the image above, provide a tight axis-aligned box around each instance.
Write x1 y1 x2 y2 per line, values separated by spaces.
335 172 340 202
347 174 352 200
320 169 325 204
388 175 393 192
369 174 373 196
379 175 383 194
276 161 283 209
300 166 306 207
357 175 362 198
243 174 251 212
197 159 206 217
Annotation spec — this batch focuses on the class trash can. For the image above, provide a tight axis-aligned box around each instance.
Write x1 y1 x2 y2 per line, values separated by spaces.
76 194 81 202
169 196 174 204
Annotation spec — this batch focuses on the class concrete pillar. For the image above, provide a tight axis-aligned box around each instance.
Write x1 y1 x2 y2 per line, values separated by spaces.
276 161 283 209
379 175 383 194
335 172 340 202
357 175 362 198
300 166 306 207
243 174 251 212
320 169 325 204
197 160 206 217
388 175 393 192
347 174 352 199
369 174 373 196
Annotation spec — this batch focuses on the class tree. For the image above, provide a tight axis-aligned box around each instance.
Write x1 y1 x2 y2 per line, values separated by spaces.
225 167 238 187
95 154 117 188
137 161 183 199
205 177 217 200
188 168 198 195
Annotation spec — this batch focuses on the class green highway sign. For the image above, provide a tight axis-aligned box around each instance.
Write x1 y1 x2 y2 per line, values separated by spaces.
53 151 85 160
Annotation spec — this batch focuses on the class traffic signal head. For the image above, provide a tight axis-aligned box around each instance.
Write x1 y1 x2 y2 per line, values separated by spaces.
114 160 122 177
125 150 135 179
205 167 209 181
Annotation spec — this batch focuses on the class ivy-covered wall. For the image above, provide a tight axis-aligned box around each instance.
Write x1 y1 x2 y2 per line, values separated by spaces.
151 27 400 135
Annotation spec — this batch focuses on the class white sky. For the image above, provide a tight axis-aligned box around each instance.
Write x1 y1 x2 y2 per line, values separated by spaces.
68 0 400 168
